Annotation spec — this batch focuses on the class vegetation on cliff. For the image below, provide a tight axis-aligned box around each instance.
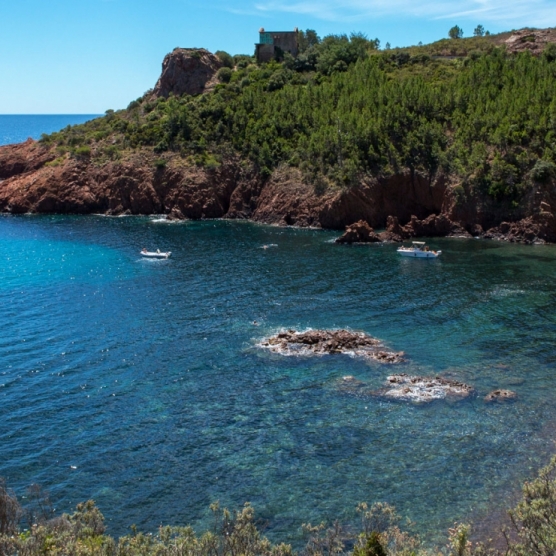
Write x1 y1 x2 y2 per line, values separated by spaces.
40 29 556 213
4 456 556 555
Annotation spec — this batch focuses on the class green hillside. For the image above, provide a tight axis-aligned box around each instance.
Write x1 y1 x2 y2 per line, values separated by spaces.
43 30 556 207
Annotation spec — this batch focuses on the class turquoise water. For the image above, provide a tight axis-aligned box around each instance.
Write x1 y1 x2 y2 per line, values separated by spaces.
0 115 100 146
1 215 556 546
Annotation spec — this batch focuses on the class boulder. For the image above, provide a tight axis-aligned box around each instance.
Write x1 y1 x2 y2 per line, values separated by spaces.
335 220 382 244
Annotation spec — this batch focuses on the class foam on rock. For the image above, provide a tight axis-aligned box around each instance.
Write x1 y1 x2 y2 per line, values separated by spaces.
259 329 405 363
376 373 474 402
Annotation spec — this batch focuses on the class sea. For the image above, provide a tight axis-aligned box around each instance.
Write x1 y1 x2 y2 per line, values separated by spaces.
0 115 99 146
1 117 556 547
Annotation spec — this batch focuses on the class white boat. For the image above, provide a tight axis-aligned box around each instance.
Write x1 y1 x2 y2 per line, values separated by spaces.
140 249 171 259
397 241 441 258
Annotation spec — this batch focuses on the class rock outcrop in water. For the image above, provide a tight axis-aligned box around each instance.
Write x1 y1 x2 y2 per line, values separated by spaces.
484 389 517 402
375 373 474 402
259 329 405 363
335 220 382 244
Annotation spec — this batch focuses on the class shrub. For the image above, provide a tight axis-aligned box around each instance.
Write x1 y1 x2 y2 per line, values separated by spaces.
39 133 53 145
74 146 91 158
154 158 167 169
543 43 556 63
267 69 291 91
531 159 556 182
235 56 251 69
45 156 65 167
217 67 233 83
215 50 234 68
0 478 21 535
507 456 556 556
353 532 387 556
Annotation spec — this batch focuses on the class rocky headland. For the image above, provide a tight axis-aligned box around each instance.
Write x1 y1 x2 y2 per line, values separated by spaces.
2 35 556 244
258 329 405 363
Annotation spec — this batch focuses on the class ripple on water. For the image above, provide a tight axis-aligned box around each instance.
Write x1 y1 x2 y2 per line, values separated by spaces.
1 217 556 548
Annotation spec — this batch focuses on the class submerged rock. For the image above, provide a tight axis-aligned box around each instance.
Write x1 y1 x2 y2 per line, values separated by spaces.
336 375 368 395
375 373 474 402
259 329 405 363
484 389 517 402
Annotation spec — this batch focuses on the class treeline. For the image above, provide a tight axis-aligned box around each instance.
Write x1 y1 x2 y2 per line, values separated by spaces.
3 456 556 555
43 34 556 206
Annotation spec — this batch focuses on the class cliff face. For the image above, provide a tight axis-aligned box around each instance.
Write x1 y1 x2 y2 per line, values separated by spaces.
2 141 556 243
0 145 443 225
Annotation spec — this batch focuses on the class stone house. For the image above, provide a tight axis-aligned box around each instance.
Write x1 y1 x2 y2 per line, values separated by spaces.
255 28 299 63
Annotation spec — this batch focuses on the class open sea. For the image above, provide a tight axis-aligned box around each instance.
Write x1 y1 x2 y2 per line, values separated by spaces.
2 117 556 547
0 115 99 146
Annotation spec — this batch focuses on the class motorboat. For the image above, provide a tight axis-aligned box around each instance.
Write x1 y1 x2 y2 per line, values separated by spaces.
397 241 441 258
140 249 171 259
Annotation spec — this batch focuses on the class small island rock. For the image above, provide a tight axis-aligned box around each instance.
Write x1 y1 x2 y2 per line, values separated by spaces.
259 329 405 363
374 373 474 403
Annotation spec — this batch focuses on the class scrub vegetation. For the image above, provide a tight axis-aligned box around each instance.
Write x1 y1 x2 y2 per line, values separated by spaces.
40 30 556 206
3 457 556 555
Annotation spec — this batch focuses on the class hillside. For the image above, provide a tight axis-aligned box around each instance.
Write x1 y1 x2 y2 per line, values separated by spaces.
2 29 556 242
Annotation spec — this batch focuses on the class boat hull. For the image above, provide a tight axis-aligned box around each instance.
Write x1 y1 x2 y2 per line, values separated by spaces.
397 249 441 258
141 252 171 259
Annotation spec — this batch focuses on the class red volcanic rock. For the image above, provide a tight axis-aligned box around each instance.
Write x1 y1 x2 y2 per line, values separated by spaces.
378 213 469 242
0 139 56 179
335 220 381 244
3 133 556 247
483 210 556 244
152 48 222 98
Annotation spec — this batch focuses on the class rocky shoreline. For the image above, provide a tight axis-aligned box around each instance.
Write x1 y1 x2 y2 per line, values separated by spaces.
335 216 555 246
1 144 554 246
1 138 553 245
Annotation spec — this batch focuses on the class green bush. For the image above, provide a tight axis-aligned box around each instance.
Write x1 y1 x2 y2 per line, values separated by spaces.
531 159 556 182
74 146 91 158
543 43 556 63
216 67 232 83
215 50 234 68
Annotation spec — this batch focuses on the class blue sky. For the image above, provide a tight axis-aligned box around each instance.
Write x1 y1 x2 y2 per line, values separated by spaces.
1 0 555 114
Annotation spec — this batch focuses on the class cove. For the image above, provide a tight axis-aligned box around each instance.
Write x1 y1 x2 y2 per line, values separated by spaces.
1 214 556 547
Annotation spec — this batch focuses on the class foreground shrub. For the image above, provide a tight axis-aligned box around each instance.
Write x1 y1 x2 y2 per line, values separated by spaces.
508 456 556 556
5 456 556 555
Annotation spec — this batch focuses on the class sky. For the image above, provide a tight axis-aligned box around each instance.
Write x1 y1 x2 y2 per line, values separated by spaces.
1 0 555 114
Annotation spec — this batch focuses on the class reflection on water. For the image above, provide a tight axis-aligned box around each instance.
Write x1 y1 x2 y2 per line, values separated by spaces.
1 215 556 547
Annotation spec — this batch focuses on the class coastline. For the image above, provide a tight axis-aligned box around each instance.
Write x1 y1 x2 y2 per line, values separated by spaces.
1 139 555 246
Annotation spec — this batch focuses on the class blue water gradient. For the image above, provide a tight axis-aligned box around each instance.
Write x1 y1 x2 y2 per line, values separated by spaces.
0 115 100 146
1 215 556 546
